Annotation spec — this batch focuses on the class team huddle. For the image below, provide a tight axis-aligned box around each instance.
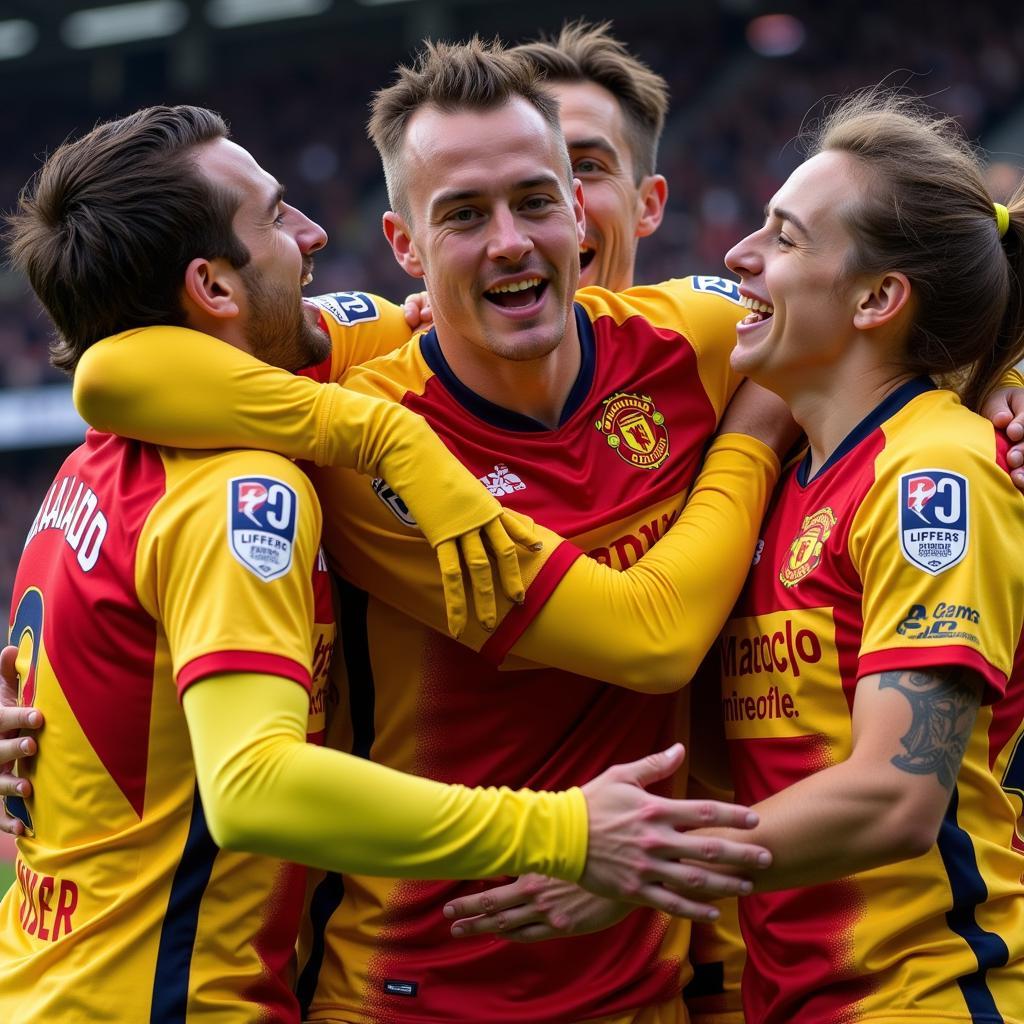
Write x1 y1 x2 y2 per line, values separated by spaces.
2 22 1024 1024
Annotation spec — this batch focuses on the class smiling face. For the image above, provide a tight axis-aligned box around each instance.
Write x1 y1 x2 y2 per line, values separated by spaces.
723 150 872 396
385 98 585 365
551 80 665 291
195 138 330 371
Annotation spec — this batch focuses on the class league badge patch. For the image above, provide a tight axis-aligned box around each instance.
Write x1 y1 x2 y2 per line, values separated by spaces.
778 506 837 588
228 477 298 582
595 391 670 469
308 291 380 327
898 470 968 575
689 275 744 305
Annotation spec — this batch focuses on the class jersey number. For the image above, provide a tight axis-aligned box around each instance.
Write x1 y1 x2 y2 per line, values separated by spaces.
6 588 43 836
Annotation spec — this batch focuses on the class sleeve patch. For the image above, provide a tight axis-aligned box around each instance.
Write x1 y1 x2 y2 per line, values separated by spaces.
227 476 298 582
309 291 381 327
899 469 968 575
688 275 743 305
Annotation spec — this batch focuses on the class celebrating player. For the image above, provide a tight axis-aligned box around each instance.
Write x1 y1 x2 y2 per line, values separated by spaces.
690 91 1024 1023
62 40 793 1024
0 104 776 1023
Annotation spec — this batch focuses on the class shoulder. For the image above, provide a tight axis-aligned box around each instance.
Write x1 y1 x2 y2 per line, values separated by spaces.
306 291 396 329
576 275 745 328
338 333 432 402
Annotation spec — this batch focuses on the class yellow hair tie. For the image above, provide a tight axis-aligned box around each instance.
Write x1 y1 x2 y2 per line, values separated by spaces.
994 202 1010 239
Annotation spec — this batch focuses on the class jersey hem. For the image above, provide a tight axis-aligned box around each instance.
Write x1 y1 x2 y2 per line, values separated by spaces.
177 651 312 697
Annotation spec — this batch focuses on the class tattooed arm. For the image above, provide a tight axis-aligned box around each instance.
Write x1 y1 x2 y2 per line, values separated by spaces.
685 666 982 893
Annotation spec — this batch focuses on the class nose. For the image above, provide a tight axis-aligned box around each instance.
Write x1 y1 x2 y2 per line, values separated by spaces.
292 205 328 254
724 231 762 279
486 206 533 263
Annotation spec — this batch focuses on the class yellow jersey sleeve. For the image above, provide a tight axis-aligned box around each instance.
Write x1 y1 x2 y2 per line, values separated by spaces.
509 433 780 689
183 672 588 880
135 448 323 692
305 292 413 383
850 404 1024 698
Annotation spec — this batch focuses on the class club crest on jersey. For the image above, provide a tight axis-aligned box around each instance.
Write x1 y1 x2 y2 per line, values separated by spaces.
779 506 837 588
308 291 380 326
227 477 297 582
899 470 968 575
595 392 670 469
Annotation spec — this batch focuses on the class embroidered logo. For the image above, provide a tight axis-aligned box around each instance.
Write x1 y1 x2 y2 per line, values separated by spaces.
595 392 670 469
480 463 526 497
899 470 968 575
778 507 837 588
227 477 297 582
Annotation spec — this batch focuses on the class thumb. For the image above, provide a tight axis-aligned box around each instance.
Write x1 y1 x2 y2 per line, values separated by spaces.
0 647 18 705
620 743 685 789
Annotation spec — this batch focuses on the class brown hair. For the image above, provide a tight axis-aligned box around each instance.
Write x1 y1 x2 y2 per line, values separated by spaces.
807 89 1024 410
6 104 250 374
368 36 566 219
514 20 669 181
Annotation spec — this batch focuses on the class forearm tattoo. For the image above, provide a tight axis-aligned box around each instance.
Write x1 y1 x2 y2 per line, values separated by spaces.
878 669 980 789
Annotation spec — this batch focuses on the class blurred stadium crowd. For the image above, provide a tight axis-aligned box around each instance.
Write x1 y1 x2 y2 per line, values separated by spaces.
3 0 1024 620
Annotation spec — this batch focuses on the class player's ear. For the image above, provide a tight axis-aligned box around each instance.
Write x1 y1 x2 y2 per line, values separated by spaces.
572 178 586 248
636 174 668 239
181 257 241 320
853 271 911 331
384 212 424 280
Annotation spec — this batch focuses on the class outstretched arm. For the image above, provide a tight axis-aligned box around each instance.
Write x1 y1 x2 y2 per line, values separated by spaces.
184 672 769 908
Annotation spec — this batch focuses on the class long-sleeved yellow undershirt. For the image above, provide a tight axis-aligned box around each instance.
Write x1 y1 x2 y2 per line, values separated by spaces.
183 672 588 880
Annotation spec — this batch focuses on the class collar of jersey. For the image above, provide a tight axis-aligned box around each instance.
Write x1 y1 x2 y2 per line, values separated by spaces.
796 374 936 486
417 303 596 432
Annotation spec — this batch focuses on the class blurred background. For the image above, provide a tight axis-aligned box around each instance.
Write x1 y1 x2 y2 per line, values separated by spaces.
2 0 1024 625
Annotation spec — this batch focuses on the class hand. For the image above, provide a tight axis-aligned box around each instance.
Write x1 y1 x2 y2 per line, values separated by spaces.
980 385 1024 492
717 379 801 462
0 645 42 836
444 875 632 943
578 743 770 919
403 291 434 330
434 511 542 638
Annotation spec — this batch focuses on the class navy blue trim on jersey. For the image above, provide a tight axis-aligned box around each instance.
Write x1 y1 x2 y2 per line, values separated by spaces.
418 303 596 432
296 579 376 1016
936 788 1009 1022
682 958 725 1001
797 375 936 486
150 787 220 1023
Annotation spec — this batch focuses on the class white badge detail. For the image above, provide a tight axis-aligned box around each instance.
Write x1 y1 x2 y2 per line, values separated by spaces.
228 476 298 582
898 469 968 575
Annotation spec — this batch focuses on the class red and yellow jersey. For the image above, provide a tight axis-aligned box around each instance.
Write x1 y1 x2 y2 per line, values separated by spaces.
297 276 747 1024
721 379 1024 1024
1 431 334 1023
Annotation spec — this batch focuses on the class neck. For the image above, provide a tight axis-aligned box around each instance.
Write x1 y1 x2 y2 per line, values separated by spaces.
784 362 916 476
435 318 583 430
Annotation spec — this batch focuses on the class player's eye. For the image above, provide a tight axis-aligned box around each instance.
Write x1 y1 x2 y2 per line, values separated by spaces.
573 159 602 174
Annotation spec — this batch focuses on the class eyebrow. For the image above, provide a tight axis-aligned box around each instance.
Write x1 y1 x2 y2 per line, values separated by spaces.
430 175 563 212
265 183 286 218
765 204 809 235
567 137 619 161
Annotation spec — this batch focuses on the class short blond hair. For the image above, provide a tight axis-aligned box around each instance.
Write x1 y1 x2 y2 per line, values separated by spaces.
368 36 566 219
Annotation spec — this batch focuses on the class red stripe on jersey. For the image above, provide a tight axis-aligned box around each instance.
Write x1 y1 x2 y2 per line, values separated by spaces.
177 652 311 696
859 645 1008 704
988 624 1024 773
479 539 581 665
15 432 165 818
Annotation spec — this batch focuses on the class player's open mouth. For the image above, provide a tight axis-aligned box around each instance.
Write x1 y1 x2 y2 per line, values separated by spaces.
739 294 774 325
483 277 548 309
579 247 596 271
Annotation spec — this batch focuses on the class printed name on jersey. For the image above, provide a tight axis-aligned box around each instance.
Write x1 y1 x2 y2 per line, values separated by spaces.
595 391 670 469
898 470 968 575
778 507 836 588
688 275 743 304
227 476 298 582
25 473 109 573
372 478 418 528
309 291 381 326
895 602 981 644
